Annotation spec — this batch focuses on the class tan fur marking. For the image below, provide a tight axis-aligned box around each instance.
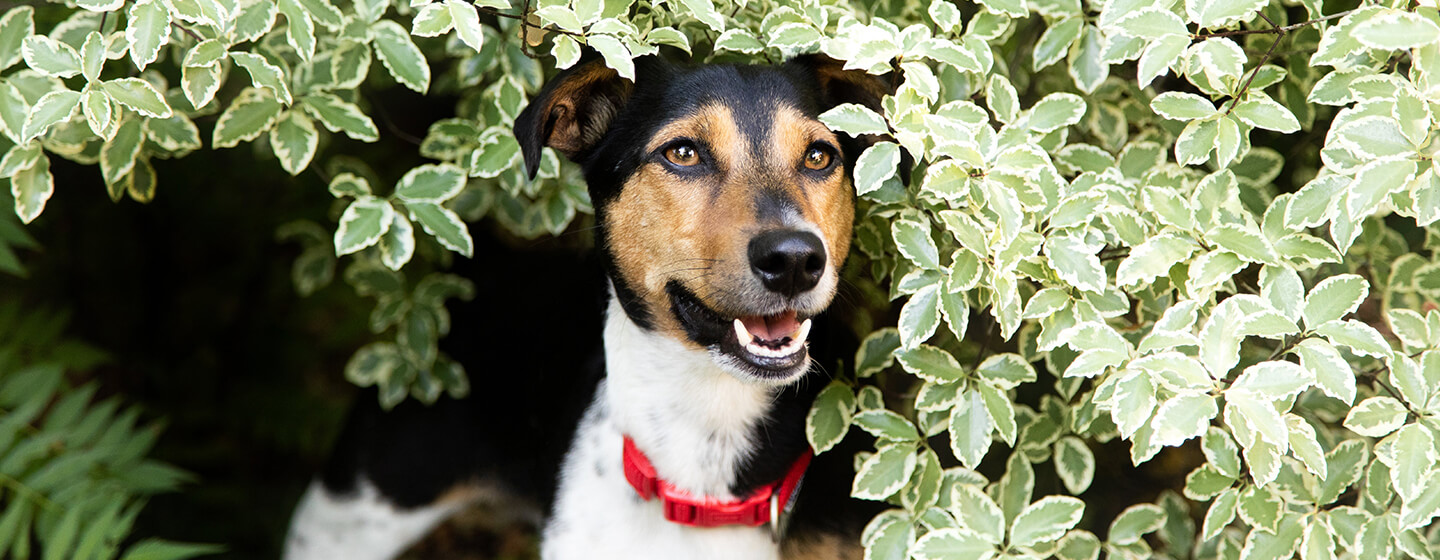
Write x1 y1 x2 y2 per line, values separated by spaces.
782 532 863 560
606 101 855 345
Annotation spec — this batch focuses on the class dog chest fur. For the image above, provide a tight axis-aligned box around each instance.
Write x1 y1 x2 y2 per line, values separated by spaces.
543 296 782 559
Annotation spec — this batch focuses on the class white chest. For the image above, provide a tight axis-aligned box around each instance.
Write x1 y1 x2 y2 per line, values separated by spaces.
541 301 783 559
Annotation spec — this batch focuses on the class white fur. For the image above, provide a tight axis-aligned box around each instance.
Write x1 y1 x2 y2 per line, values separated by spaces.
542 297 789 560
282 478 474 560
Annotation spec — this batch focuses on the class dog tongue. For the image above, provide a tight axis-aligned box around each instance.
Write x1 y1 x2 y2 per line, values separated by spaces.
741 310 799 341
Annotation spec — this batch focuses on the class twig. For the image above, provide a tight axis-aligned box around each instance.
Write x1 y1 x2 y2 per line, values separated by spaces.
365 94 425 146
171 21 202 42
470 1 585 38
1195 8 1358 39
1224 12 1285 115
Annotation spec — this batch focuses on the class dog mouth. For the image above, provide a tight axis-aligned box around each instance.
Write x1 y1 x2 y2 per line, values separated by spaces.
666 283 814 380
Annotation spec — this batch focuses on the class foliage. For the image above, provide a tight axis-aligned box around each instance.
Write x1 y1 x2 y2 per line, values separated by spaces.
6 0 1440 556
0 301 217 560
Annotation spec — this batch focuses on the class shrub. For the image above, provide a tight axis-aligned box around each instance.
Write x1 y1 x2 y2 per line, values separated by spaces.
5 0 1440 556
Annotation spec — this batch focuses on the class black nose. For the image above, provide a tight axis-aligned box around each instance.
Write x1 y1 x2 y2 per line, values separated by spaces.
748 230 826 297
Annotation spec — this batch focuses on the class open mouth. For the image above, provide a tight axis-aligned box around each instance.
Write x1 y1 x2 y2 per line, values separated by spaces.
666 282 814 379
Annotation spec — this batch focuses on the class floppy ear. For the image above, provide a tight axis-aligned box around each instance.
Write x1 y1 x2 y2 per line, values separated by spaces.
514 59 634 179
786 54 892 117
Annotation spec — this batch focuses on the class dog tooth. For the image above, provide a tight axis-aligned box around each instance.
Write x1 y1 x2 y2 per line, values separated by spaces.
794 319 812 343
733 319 752 344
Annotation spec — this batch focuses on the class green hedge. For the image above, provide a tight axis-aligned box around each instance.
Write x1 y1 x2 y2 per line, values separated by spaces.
4 0 1440 557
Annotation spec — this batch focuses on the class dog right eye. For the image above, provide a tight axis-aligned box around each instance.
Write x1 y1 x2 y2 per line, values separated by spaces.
664 143 701 166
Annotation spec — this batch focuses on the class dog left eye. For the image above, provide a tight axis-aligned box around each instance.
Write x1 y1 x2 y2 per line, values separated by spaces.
803 146 833 171
664 143 701 166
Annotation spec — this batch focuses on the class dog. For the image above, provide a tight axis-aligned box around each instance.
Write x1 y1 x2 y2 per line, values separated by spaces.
284 53 889 559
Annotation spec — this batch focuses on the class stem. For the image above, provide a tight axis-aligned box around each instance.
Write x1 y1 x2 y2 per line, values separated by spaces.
171 21 203 42
1225 16 1285 115
470 1 585 38
0 472 59 513
1195 8 1358 39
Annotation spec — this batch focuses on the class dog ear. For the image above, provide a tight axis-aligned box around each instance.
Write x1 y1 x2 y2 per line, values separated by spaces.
514 59 634 179
787 54 892 116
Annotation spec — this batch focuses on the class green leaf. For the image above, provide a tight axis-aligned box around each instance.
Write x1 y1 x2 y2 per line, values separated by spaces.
397 168 470 213
1233 95 1300 133
407 201 474 257
101 114 144 185
1114 7 1187 39
1187 0 1265 29
1109 504 1165 545
301 93 379 142
1202 488 1238 540
1045 234 1105 293
212 88 283 148
1027 93 1086 133
228 52 291 105
893 219 940 270
1010 495 1084 548
1150 393 1217 447
806 381 855 453
1033 17 1083 71
897 345 964 383
855 141 900 196
1054 436 1095 494
1202 427 1241 478
21 36 81 78
1116 232 1197 287
833 329 891 382
852 443 917 501
1315 319 1392 358
127 0 171 70
588 34 634 80
1353 9 1440 50
976 353 1035 390
278 0 316 60
1295 339 1355 404
986 74 1019 124
1175 117 1219 166
854 409 919 442
11 152 52 223
769 22 823 49
182 65 223 110
372 20 431 93
334 197 395 255
103 77 173 118
1237 485 1283 533
446 0 486 52
1303 274 1368 329
411 3 453 36
375 211 413 270
911 528 996 560
270 111 319 175
899 284 942 350
819 103 889 137
1232 360 1314 401
1207 224 1278 265
21 90 80 142
0 7 33 71
1151 92 1216 120
949 389 992 468
120 539 223 560
1342 396 1407 437
1334 116 1414 158
81 88 115 139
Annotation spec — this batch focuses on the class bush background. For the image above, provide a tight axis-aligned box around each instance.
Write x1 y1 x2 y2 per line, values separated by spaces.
5 0 1440 557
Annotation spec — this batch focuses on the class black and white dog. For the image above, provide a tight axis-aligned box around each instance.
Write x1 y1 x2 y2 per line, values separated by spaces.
285 54 888 559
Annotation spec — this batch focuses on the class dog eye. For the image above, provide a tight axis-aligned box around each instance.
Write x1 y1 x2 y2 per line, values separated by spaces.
664 143 701 166
803 146 833 171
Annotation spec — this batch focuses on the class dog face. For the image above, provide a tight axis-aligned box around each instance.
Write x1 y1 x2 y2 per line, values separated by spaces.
516 56 886 383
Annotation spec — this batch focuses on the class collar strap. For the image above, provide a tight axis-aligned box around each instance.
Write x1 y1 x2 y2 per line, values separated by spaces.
622 436 812 528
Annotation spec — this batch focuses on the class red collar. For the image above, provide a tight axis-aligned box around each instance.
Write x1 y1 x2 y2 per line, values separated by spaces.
622 436 812 528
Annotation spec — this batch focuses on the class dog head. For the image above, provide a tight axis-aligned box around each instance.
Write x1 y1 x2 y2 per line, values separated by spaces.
515 55 887 384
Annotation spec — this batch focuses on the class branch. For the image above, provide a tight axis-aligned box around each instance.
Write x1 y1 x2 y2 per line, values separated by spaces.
1194 8 1358 39
470 1 585 38
1224 11 1285 115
